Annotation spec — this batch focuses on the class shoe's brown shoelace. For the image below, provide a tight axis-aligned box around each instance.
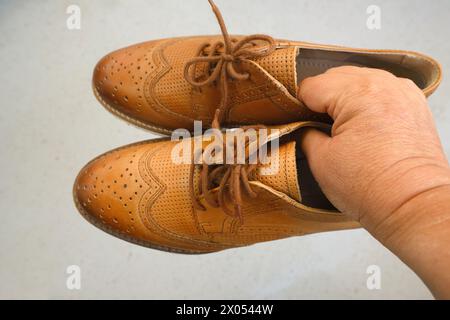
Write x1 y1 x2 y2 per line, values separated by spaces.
185 0 275 221
190 110 268 222
184 0 276 125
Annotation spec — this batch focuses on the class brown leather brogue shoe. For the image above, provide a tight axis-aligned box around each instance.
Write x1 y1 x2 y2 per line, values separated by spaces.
73 121 359 254
92 0 441 135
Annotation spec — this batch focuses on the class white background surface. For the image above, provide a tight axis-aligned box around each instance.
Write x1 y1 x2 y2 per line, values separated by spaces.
1 0 449 299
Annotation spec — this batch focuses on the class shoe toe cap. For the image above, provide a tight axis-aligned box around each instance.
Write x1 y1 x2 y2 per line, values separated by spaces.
73 143 150 240
92 42 159 127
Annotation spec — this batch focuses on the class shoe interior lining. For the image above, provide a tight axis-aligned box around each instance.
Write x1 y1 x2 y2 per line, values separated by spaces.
296 48 438 90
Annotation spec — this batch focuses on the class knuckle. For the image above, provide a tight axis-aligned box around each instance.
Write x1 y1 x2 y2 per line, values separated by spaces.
326 65 359 74
401 78 421 94
339 76 394 112
371 68 395 78
354 76 385 95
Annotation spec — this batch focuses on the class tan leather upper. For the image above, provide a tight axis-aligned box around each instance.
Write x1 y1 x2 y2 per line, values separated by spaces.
93 36 327 133
93 35 441 135
74 122 359 253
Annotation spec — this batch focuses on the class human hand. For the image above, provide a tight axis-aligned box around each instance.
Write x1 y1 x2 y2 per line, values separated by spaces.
298 66 450 234
297 66 450 298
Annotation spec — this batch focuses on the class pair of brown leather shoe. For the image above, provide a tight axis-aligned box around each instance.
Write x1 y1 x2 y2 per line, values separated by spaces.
74 0 442 253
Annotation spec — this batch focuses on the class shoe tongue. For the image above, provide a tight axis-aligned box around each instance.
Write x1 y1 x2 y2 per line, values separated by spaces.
252 46 298 96
253 140 301 202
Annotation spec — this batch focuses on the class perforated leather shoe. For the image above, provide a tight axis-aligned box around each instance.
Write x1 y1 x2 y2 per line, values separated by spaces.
92 0 441 135
73 121 359 254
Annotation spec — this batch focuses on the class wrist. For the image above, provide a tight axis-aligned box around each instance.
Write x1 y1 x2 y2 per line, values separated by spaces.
359 159 450 234
372 184 450 299
374 184 450 244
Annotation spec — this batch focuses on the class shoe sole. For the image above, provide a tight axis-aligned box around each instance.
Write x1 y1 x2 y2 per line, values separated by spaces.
93 83 173 136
